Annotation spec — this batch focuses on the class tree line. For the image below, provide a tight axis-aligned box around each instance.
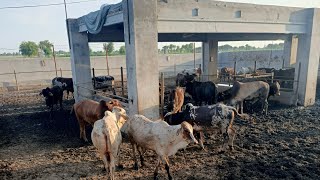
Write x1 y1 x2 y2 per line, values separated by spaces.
0 41 284 57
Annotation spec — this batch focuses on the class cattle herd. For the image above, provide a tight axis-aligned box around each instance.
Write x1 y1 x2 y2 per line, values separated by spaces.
37 68 282 180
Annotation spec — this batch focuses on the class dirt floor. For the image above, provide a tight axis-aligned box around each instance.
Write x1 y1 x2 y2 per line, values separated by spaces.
0 88 320 180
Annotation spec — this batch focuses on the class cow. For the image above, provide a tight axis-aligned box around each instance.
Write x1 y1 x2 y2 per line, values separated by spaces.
268 81 281 99
164 103 250 151
52 77 74 99
40 86 64 110
185 80 218 105
175 68 200 86
71 99 122 142
229 81 270 115
257 68 275 73
92 75 116 95
220 67 234 81
121 115 197 180
91 106 128 180
172 87 185 113
237 67 254 75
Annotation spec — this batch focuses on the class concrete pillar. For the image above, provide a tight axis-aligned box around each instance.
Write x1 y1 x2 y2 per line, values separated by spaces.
202 40 218 82
283 35 298 68
295 9 320 106
123 0 159 119
67 19 93 102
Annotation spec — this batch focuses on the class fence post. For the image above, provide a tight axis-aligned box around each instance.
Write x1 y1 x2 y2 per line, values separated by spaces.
254 61 257 72
193 43 196 68
92 68 96 89
174 62 176 76
13 70 19 91
121 67 124 97
52 45 58 77
160 72 165 118
60 68 62 77
198 64 201 81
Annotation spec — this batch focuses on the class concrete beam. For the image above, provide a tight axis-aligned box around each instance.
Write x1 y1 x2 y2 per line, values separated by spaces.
202 40 218 82
283 35 298 68
295 9 320 106
123 0 159 119
67 19 93 102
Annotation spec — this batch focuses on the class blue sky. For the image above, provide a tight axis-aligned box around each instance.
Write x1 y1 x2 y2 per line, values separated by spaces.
0 0 319 53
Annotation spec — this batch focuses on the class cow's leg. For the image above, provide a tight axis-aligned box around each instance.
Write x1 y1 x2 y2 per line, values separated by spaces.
220 122 229 152
116 146 124 170
131 143 139 170
193 124 205 150
137 146 146 167
109 154 115 180
154 156 162 180
227 126 236 151
79 121 88 142
164 156 173 180
240 101 244 114
101 152 109 173
264 99 268 116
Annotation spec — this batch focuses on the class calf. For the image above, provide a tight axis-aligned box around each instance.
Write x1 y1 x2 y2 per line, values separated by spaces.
71 99 122 142
91 106 128 180
40 86 64 110
121 115 197 180
268 81 281 99
185 80 218 105
164 103 249 151
172 87 184 113
175 69 199 87
220 67 234 81
52 77 74 99
229 81 270 115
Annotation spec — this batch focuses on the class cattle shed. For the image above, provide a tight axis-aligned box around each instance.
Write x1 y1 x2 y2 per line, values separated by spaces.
67 0 320 119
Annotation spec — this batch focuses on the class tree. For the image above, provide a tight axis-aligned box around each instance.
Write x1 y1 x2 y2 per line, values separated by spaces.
119 46 126 55
103 42 114 55
39 40 53 57
19 41 38 57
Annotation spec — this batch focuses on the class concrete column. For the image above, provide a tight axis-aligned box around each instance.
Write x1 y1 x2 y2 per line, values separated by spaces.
67 19 93 102
295 9 320 106
202 40 218 82
123 0 159 119
283 35 298 68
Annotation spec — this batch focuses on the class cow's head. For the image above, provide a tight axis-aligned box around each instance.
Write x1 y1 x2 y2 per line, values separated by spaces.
112 106 128 129
107 99 122 110
40 87 53 97
179 121 198 144
273 81 281 96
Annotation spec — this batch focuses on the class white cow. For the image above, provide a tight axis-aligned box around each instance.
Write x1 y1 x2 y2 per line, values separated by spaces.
121 114 198 180
91 106 128 180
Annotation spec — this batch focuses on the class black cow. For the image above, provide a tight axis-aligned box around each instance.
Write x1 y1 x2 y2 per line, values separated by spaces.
52 77 74 99
92 75 116 95
40 86 64 110
185 80 218 105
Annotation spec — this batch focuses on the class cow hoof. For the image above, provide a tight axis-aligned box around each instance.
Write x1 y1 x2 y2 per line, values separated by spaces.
229 146 234 151
134 163 139 171
116 165 124 171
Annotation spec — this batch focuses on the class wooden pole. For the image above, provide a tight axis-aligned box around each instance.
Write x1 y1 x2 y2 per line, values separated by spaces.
105 45 110 76
60 68 62 77
160 72 165 118
174 62 176 76
199 64 202 81
92 68 96 89
14 70 19 91
254 61 257 72
121 67 124 97
52 45 58 77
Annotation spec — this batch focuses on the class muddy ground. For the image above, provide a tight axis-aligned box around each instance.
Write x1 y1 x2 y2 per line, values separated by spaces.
0 88 320 180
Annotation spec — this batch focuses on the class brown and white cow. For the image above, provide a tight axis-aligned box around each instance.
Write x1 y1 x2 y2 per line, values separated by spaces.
220 67 235 81
71 99 122 142
121 115 197 180
91 106 128 180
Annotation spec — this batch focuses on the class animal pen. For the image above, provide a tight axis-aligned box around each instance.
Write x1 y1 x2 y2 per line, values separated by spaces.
67 0 320 119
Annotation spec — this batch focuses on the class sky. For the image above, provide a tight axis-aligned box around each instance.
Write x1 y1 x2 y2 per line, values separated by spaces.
0 0 320 53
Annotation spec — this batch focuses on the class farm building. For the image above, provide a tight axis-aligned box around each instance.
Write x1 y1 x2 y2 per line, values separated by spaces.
67 0 320 119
